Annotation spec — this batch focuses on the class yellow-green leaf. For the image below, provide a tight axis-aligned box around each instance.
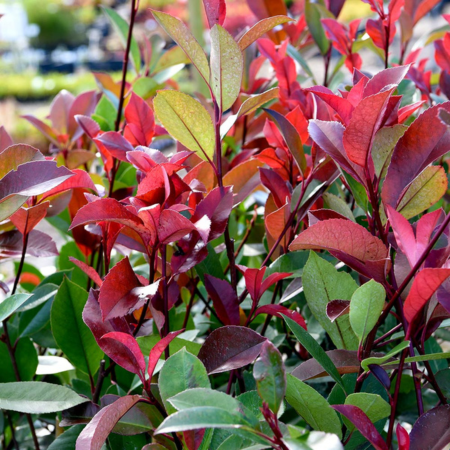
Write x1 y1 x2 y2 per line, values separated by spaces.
154 90 215 161
151 9 210 83
210 24 243 111
397 166 448 220
238 16 293 51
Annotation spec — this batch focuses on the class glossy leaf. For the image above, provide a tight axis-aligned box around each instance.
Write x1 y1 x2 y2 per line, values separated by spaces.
344 393 390 432
198 326 266 374
290 219 389 282
349 280 386 343
382 103 450 208
409 405 450 450
361 340 410 371
302 252 359 350
332 404 388 450
305 0 329 55
147 329 184 379
154 90 215 161
51 278 103 376
76 395 141 450
283 315 346 392
159 348 210 415
0 382 87 413
0 293 32 322
404 268 450 323
210 24 243 111
204 275 240 326
253 341 286 414
286 374 342 438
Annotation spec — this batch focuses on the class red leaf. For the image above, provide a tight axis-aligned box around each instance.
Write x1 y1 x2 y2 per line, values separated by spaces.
260 168 291 209
289 219 389 282
21 115 59 146
94 132 134 162
147 329 184 379
68 90 98 141
308 86 354 125
398 100 426 123
386 205 417 268
343 86 396 167
261 272 292 295
403 268 450 324
382 103 450 208
198 326 266 374
49 89 74 135
10 202 49 235
364 66 409 98
124 93 155 146
241 267 266 303
190 186 233 241
76 395 141 450
41 169 97 201
101 332 146 379
396 423 410 450
69 257 103 287
332 404 388 450
98 257 141 320
254 304 306 329
204 274 240 326
158 209 196 244
202 0 226 28
70 198 150 243
75 115 101 139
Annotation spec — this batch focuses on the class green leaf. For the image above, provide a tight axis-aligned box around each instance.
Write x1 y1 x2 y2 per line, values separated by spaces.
253 341 286 415
155 406 247 435
302 252 359 350
151 9 210 83
132 77 161 100
344 393 390 432
47 424 84 450
305 0 330 55
399 352 450 366
282 315 346 393
19 295 53 338
361 340 410 371
0 381 88 413
397 166 448 220
154 90 215 161
210 24 243 111
343 173 368 212
102 7 141 73
266 252 309 278
0 338 38 382
323 193 355 222
17 283 57 311
195 243 224 283
372 125 407 179
159 348 210 415
286 374 342 439
51 277 103 376
0 293 32 322
349 280 385 344
287 44 315 80
93 96 117 131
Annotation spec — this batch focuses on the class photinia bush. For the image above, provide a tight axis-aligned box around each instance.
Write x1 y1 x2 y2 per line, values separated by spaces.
1 0 450 448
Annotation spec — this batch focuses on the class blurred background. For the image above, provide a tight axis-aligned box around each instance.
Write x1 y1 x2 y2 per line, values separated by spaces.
0 0 445 148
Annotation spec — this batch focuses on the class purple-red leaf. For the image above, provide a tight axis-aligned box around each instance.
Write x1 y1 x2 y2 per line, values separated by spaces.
332 404 388 450
69 257 103 287
396 423 410 450
198 326 266 374
343 86 396 167
204 274 240 326
382 103 450 208
94 132 135 162
326 300 350 322
409 405 450 450
75 395 141 450
98 257 141 320
10 202 49 235
289 219 389 282
158 209 196 244
100 332 146 379
254 304 306 329
40 169 97 201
